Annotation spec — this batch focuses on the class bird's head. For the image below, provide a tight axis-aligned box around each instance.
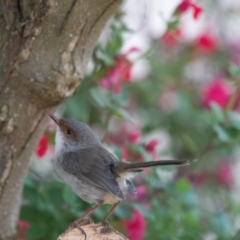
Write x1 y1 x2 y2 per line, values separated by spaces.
49 114 101 153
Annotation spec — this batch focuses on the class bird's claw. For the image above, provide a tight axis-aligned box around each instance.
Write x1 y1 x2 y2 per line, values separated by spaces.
100 220 109 227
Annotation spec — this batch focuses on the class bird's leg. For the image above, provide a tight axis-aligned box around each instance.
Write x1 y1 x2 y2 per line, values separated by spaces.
101 201 120 225
74 204 102 225
69 204 102 240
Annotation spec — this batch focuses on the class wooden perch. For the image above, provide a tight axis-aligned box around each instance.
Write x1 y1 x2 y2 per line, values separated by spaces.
58 219 128 240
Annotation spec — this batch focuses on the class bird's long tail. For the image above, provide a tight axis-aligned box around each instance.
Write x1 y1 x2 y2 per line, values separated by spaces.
115 159 197 173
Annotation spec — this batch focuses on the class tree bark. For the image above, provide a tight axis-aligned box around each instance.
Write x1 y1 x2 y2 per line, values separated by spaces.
58 221 128 240
0 0 121 239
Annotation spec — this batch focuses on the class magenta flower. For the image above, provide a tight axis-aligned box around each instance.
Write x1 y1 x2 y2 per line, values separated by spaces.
123 209 146 240
127 129 141 143
35 135 49 158
188 171 206 186
177 0 203 20
145 139 160 153
216 162 233 187
18 220 30 239
195 33 217 53
202 78 233 109
162 29 182 47
100 48 139 94
136 186 147 201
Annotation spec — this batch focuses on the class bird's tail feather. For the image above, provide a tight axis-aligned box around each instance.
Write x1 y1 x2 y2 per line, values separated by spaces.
123 159 197 171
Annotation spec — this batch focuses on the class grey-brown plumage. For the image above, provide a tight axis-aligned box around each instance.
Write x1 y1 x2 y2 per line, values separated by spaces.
50 114 194 222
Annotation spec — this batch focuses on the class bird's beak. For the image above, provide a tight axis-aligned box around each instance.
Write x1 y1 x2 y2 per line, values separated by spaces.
49 114 60 126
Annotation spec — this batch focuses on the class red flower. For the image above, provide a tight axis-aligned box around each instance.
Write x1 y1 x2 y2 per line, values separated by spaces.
123 209 146 240
216 162 233 187
123 47 140 56
162 29 182 47
144 139 160 160
36 135 49 158
18 220 30 239
145 139 160 153
127 129 141 143
195 33 217 53
100 58 132 93
177 0 203 20
202 78 233 109
100 48 139 94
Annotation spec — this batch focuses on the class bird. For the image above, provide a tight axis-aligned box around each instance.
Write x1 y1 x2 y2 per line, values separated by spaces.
49 114 194 224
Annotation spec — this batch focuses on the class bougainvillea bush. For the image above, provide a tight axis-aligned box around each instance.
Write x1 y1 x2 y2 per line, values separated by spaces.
19 1 240 239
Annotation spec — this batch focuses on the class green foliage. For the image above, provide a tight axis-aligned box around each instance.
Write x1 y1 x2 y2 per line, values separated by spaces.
20 9 240 240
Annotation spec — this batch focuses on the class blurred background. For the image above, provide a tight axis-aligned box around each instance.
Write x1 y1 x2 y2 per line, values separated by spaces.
18 0 240 239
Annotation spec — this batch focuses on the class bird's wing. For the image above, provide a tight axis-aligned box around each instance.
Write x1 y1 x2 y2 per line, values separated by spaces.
60 146 124 199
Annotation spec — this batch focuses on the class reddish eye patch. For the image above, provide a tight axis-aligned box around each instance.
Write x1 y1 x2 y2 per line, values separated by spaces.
58 120 77 138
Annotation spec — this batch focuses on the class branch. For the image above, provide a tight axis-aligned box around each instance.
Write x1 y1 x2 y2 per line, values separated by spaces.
58 221 128 240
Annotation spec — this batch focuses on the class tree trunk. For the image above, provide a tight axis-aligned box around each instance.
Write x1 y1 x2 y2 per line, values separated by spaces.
0 0 121 239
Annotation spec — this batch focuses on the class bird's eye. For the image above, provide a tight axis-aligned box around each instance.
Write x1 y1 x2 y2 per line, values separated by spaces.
67 129 71 135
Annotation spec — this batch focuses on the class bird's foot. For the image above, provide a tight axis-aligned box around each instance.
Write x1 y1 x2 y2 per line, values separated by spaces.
72 218 93 227
68 218 93 240
100 220 109 227
74 223 87 240
76 218 93 226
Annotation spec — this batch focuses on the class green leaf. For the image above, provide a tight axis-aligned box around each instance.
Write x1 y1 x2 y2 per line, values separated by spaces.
229 63 240 78
182 134 199 155
47 182 64 205
114 206 131 219
213 124 230 142
176 179 191 192
97 49 115 66
167 19 179 30
112 92 129 106
24 175 38 188
89 88 107 108
179 191 198 207
63 186 78 204
27 223 48 239
210 102 225 123
110 145 122 160
115 108 135 123
228 111 240 130
185 210 200 226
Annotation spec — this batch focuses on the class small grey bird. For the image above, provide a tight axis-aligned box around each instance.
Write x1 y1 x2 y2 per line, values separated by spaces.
50 114 193 223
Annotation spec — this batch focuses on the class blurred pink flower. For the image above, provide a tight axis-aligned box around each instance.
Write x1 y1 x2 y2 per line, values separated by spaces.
159 89 179 112
127 129 141 143
123 209 146 240
122 146 129 161
100 47 139 94
162 29 182 47
177 0 203 20
123 47 140 56
195 33 217 53
145 139 160 153
145 139 160 160
188 171 206 186
230 40 240 66
202 78 233 109
136 186 147 201
35 135 49 158
216 162 233 187
144 139 160 159
18 220 30 239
